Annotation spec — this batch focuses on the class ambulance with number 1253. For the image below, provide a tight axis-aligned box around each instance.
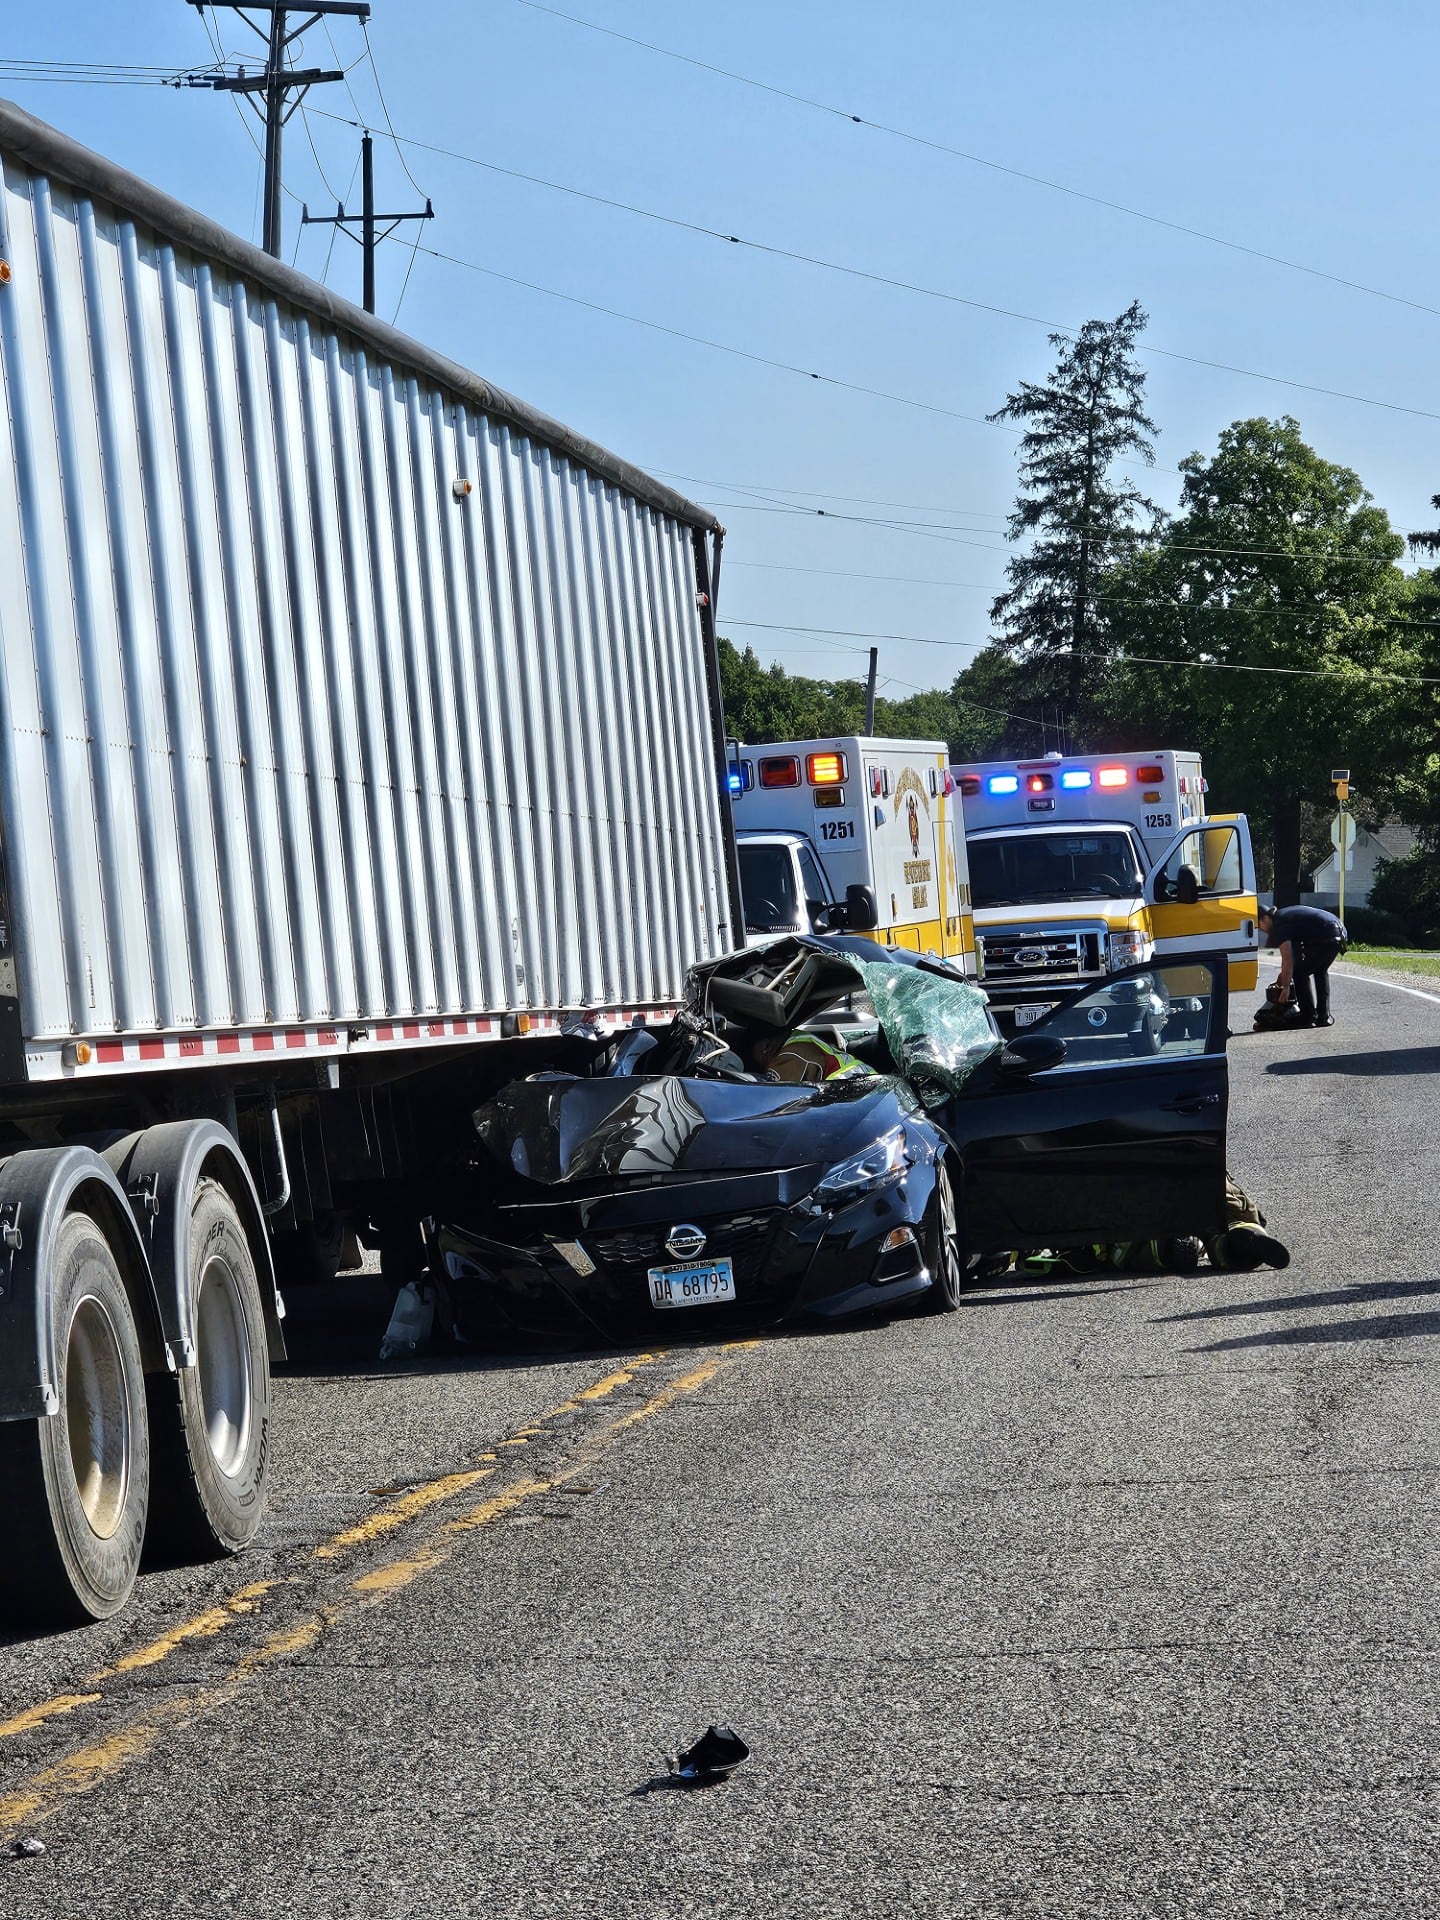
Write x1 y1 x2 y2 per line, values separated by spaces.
948 749 1259 1030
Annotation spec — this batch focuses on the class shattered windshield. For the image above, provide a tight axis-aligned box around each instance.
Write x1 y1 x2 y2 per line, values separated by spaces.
854 960 1000 1107
969 830 1144 907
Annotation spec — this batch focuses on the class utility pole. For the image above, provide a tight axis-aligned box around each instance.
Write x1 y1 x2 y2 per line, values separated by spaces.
302 131 432 314
186 2 371 257
865 647 878 734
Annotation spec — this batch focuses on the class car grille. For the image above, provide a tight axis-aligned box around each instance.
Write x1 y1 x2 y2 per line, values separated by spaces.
587 1210 783 1293
978 930 1105 980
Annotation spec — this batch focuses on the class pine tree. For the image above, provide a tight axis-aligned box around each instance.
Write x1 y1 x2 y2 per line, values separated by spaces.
989 300 1158 730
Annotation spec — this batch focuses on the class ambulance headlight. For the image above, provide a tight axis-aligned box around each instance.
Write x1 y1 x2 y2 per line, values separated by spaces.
1107 930 1154 970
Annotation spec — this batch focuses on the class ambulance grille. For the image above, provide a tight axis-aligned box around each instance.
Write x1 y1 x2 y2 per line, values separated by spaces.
978 930 1105 979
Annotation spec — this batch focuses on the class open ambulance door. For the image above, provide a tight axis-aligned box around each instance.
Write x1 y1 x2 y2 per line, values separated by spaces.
1144 814 1259 993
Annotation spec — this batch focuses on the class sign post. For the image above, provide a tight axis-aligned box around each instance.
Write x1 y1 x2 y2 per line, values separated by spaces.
1331 769 1351 926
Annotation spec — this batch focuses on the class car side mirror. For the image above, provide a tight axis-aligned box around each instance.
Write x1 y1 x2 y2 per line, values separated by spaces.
999 1033 1068 1075
845 883 879 932
811 900 847 933
1175 865 1199 905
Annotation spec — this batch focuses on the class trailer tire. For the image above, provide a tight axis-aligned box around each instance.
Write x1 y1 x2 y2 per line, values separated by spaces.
0 1211 151 1627
147 1178 270 1560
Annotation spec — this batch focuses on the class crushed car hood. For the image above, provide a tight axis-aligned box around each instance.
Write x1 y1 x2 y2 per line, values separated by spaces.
473 1073 912 1187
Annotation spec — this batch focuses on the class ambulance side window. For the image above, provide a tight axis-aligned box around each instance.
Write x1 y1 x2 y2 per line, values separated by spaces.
1157 826 1241 901
797 845 832 923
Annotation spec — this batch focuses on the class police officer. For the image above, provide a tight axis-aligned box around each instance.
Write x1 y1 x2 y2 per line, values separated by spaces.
1257 902 1346 1028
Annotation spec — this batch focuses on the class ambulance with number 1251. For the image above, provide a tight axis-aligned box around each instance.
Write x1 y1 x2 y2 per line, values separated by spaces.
729 737 974 967
949 749 1259 1029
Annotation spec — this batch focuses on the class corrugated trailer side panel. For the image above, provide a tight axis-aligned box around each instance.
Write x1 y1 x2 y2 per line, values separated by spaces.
0 146 732 1050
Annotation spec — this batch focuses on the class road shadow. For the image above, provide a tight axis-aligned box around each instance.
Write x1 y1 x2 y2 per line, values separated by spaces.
1264 1046 1440 1079
1160 1273 1440 1353
1158 1275 1440 1326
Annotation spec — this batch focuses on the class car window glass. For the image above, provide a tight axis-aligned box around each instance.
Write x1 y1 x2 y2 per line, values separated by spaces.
1032 961 1218 1062
737 844 801 932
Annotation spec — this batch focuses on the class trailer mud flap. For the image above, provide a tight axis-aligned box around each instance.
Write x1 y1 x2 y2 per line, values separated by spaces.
0 1147 160 1421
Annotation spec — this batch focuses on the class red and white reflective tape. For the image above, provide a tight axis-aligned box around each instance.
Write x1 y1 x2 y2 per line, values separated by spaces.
25 1004 680 1082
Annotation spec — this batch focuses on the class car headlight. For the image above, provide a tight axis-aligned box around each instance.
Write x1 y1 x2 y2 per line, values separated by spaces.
1107 930 1153 970
809 1126 911 1211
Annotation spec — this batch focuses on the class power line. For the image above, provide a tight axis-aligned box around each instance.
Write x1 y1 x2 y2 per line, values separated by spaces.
726 615 1440 657
508 0 1440 325
310 110 1440 426
418 243 1012 435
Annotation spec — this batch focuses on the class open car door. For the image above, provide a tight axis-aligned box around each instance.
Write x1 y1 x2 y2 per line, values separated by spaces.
945 956 1229 1252
1145 815 1259 993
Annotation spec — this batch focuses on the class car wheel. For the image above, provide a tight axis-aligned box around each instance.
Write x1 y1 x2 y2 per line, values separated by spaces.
920 1161 963 1314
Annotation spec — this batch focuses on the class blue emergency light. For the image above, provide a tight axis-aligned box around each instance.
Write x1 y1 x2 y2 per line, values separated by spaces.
987 774 1020 796
1061 770 1093 790
727 761 753 794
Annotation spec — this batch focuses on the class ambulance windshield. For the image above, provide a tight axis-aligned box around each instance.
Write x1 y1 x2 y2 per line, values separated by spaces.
968 829 1144 908
738 842 802 933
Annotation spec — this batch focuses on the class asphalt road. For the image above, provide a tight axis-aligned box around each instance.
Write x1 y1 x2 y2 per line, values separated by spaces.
3 958 1440 1917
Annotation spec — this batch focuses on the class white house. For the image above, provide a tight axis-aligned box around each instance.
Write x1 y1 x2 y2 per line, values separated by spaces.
1307 822 1417 910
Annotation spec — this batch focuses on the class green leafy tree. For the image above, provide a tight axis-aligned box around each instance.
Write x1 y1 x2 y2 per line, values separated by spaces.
1097 417 1409 901
989 300 1159 727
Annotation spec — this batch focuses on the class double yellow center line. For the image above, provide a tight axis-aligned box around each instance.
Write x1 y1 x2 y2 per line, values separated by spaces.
0 1340 758 1842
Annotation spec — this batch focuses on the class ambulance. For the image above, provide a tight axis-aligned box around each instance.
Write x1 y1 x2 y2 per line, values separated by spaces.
728 737 974 967
949 749 1259 1027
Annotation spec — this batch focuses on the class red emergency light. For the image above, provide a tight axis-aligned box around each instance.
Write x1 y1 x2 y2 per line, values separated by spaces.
758 755 801 789
1137 765 1164 784
1025 773 1053 793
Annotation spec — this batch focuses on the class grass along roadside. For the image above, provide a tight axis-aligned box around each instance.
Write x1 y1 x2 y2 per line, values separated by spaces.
1340 945 1440 980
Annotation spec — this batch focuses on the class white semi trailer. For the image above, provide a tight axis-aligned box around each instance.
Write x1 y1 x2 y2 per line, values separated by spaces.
0 99 739 1627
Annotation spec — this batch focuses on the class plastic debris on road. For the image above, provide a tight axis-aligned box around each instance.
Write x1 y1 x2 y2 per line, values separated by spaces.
674 1724 750 1783
377 1280 436 1362
6 1838 47 1859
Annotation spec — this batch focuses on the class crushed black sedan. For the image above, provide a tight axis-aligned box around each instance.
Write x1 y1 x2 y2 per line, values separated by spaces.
434 938 1233 1341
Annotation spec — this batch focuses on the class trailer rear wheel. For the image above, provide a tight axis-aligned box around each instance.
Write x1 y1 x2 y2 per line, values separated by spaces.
0 1211 150 1627
147 1179 270 1559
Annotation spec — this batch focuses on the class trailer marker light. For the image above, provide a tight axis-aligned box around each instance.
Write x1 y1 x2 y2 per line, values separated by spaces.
759 755 801 789
870 768 884 797
1142 790 1161 803
807 752 847 785
1060 770 1092 790
1025 773 1053 793
814 787 845 809
1097 767 1128 788
1137 765 1164 783
987 774 1019 795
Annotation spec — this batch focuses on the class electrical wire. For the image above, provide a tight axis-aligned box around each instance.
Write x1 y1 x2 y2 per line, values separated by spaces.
726 615 1440 654
418 242 1016 434
306 110 1440 427
359 19 429 201
507 0 1440 324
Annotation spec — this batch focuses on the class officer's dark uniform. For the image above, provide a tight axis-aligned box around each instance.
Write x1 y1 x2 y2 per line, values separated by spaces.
1265 904 1346 1026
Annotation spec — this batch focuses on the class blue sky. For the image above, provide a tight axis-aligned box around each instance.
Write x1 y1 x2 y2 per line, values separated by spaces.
4 2 1437 703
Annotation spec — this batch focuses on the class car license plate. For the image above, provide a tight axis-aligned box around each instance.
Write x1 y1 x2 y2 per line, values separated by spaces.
648 1258 736 1309
1014 1003 1056 1028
